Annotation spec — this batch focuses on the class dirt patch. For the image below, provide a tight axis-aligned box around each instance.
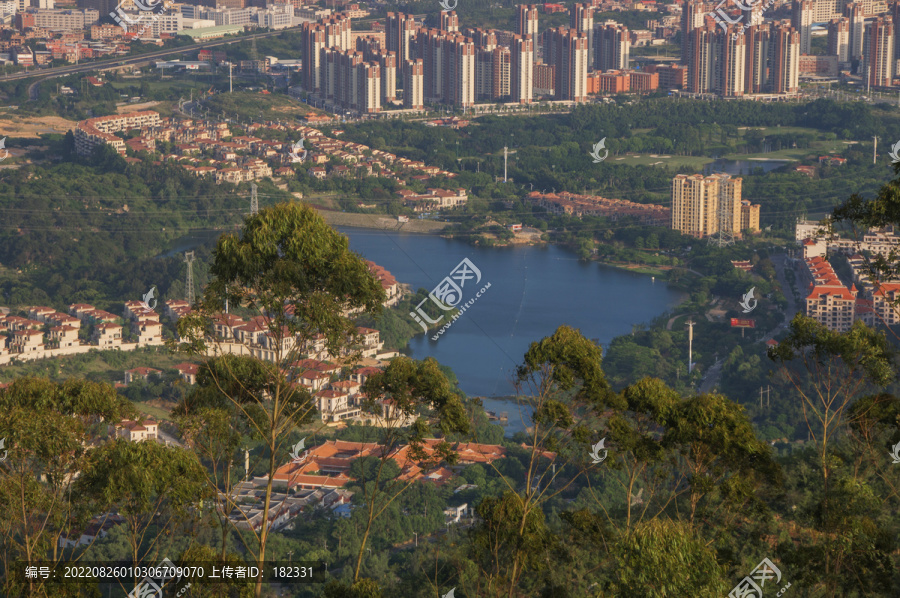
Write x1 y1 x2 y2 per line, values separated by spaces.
319 210 450 233
0 115 77 137
117 101 160 114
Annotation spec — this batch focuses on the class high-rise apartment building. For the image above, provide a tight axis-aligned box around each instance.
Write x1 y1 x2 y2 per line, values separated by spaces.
516 4 539 63
442 35 476 107
510 34 534 103
828 17 850 62
862 16 894 87
594 22 629 71
671 173 746 238
791 0 814 55
845 1 865 62
546 27 588 101
744 24 771 94
440 10 458 33
716 28 746 97
404 58 424 108
300 14 351 94
322 49 381 113
416 28 444 103
681 0 709 67
570 3 594 67
770 24 800 93
386 12 416 65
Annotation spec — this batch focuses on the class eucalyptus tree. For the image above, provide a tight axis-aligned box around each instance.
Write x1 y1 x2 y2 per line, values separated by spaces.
175 202 386 597
0 377 133 597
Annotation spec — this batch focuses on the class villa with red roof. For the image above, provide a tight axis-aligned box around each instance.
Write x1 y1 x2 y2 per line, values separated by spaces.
174 363 200 384
109 419 159 442
267 438 506 492
803 256 857 332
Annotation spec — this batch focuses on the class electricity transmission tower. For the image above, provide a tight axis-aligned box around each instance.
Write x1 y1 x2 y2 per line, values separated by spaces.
184 251 196 305
251 183 259 215
708 195 736 248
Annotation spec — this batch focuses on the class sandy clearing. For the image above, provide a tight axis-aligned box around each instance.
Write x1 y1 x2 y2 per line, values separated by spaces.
116 101 160 114
0 115 77 137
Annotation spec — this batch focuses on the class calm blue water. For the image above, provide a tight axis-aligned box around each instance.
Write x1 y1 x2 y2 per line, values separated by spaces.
341 228 687 400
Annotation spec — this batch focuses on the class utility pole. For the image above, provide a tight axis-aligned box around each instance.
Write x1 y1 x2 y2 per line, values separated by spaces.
184 251 196 305
759 385 772 409
229 63 233 93
686 320 695 374
503 146 508 182
251 183 259 215
873 136 877 165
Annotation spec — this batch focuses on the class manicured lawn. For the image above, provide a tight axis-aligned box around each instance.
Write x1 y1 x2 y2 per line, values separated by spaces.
610 154 714 169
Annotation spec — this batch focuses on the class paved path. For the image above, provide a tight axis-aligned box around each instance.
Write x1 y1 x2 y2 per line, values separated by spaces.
762 254 798 343
699 358 723 394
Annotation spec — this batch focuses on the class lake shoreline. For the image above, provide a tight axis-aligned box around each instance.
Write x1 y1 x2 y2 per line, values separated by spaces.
327 209 671 282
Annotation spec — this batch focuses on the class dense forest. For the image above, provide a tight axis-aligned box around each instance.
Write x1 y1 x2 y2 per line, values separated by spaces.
0 139 292 308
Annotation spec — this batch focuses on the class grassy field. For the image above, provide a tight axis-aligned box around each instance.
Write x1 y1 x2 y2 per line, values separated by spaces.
204 90 321 122
133 401 172 421
736 126 824 136
611 154 714 169
0 346 185 385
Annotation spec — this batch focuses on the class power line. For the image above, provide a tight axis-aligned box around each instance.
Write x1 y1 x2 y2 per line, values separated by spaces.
184 251 196 305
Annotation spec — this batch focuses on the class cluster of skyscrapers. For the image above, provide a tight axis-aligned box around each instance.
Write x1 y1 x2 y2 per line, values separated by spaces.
682 0 802 95
299 4 633 113
683 0 900 97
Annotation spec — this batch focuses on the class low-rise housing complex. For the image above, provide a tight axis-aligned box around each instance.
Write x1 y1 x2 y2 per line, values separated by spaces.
526 190 669 224
796 221 900 331
70 113 468 210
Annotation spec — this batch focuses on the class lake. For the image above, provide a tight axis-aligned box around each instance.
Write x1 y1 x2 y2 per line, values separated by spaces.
702 158 791 176
341 228 687 403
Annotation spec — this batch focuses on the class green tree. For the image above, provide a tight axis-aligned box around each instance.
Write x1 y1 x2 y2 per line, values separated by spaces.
0 378 133 597
176 202 386 597
603 519 729 597
75 439 209 589
352 356 469 581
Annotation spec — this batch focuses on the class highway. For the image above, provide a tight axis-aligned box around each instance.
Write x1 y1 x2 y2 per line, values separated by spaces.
5 27 307 87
